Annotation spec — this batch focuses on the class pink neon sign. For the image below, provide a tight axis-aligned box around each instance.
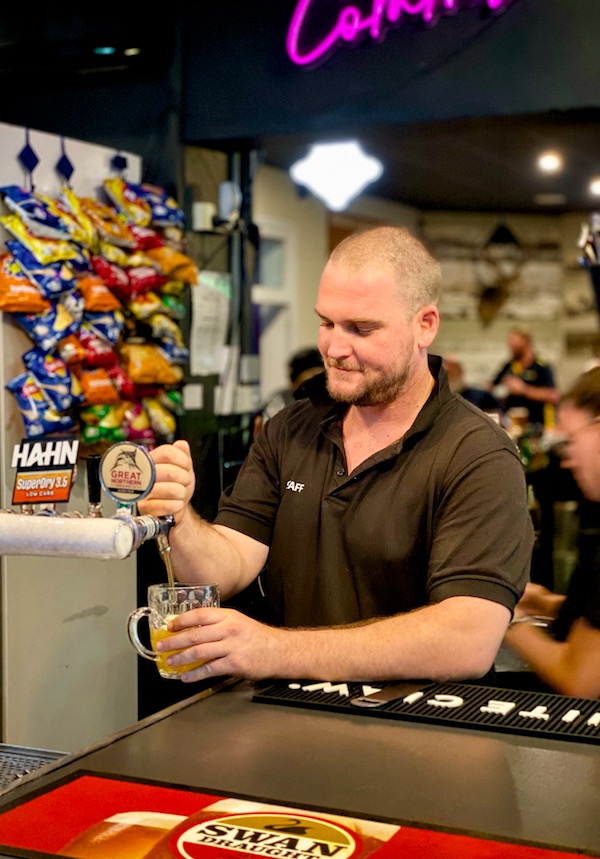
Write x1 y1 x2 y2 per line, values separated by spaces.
287 0 513 66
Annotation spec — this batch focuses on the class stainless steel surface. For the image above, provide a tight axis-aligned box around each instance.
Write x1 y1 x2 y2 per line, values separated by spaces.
0 679 598 854
0 744 65 788
0 510 170 559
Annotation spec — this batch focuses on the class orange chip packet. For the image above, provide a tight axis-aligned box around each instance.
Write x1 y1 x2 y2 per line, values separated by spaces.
145 246 199 284
79 197 136 248
77 273 122 312
0 253 50 313
119 342 184 385
57 333 87 366
77 367 121 405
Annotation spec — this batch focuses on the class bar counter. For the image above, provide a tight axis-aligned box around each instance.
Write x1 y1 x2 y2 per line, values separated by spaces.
0 677 599 857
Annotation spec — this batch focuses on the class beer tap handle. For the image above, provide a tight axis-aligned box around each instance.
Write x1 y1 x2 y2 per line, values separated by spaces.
86 454 103 518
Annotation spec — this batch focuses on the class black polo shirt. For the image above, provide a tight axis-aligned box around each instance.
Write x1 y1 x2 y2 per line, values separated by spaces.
492 356 556 426
215 356 533 628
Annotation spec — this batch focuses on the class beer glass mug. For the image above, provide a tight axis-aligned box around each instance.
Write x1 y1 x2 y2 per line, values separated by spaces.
507 406 530 434
127 583 220 679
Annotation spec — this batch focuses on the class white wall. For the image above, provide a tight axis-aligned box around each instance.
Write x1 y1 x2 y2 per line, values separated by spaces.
252 165 329 398
251 165 421 397
421 210 596 394
252 165 597 398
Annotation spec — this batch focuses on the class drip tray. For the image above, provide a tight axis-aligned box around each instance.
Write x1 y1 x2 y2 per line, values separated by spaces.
0 744 66 788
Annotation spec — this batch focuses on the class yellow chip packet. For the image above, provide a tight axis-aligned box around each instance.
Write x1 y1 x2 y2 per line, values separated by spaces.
1 215 84 265
103 176 152 227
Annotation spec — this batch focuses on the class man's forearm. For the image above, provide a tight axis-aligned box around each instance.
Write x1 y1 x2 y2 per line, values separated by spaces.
523 385 559 405
168 506 258 598
262 598 510 682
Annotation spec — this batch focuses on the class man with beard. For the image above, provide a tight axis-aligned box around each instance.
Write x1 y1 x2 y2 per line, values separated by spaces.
138 226 533 684
489 326 559 431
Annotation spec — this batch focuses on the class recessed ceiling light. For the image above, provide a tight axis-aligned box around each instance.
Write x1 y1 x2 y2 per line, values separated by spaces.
537 151 563 173
589 178 600 196
124 47 142 56
533 192 567 206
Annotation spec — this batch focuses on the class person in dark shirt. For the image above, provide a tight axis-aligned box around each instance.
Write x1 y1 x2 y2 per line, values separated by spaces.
489 326 559 430
503 367 600 698
442 353 499 413
253 347 325 435
139 226 531 685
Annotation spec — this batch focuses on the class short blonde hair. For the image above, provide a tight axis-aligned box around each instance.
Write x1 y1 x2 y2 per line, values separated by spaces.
329 226 441 315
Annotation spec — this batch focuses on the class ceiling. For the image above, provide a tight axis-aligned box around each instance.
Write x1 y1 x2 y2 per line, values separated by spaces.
0 11 598 218
256 108 600 215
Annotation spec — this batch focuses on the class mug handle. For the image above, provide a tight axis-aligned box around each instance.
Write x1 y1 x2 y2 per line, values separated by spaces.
127 607 157 662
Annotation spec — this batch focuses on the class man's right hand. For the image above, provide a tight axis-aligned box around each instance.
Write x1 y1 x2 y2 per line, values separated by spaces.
137 440 196 525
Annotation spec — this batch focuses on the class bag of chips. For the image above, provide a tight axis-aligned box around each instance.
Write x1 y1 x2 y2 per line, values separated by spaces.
59 186 99 250
79 197 136 248
119 342 183 385
77 274 122 312
7 239 76 298
1 214 87 265
0 185 70 240
145 246 198 284
6 372 76 438
22 346 79 412
109 180 184 227
76 367 121 405
0 253 50 313
103 176 152 227
12 301 79 352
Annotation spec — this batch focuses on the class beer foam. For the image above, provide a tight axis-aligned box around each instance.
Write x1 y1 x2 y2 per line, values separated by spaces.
104 812 186 828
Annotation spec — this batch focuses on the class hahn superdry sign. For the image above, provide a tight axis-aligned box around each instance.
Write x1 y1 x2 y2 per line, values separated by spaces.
286 0 515 66
11 437 79 505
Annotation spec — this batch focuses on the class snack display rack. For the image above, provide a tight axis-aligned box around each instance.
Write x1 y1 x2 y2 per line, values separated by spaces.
0 122 147 754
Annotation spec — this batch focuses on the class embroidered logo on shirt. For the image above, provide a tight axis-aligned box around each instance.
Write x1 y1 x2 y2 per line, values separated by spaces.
286 480 305 492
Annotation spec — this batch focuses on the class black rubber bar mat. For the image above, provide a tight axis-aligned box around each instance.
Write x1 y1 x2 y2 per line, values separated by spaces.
252 680 600 745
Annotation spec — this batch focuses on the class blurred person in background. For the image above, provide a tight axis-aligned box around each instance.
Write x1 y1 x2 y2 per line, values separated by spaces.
253 346 325 435
443 353 499 413
503 366 600 698
488 326 559 431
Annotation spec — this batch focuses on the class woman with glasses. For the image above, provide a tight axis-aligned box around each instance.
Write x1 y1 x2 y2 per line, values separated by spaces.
503 366 600 698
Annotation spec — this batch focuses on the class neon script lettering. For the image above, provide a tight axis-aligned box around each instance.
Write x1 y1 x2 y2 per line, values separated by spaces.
287 0 512 66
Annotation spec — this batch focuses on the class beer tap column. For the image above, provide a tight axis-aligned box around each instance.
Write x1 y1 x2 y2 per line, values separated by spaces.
86 454 103 518
0 442 176 560
99 441 177 573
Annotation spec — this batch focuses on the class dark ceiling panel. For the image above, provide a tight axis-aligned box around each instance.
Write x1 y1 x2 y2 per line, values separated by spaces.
256 109 600 213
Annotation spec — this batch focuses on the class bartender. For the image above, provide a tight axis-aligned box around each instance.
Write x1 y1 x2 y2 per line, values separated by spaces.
139 226 532 684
